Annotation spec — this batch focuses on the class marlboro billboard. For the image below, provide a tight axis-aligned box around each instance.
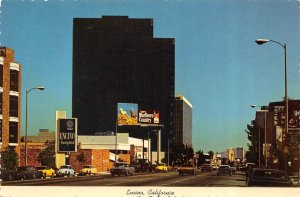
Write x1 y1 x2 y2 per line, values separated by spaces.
117 103 138 125
57 118 77 152
138 110 160 125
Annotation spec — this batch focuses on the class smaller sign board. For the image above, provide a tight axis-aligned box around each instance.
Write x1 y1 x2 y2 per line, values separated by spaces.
138 110 160 125
57 118 77 152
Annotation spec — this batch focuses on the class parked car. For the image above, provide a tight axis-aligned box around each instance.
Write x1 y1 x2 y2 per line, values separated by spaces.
110 162 135 176
36 166 56 178
79 165 97 176
178 164 198 176
57 165 75 177
201 164 213 172
246 168 293 187
239 164 247 171
16 166 43 180
0 168 17 181
217 165 232 176
156 163 168 172
211 164 219 171
147 164 157 172
230 166 236 174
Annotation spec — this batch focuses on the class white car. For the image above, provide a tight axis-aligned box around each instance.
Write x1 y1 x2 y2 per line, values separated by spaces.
57 165 75 177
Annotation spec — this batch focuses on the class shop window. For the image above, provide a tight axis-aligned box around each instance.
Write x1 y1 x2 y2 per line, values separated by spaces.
9 121 18 143
9 95 18 117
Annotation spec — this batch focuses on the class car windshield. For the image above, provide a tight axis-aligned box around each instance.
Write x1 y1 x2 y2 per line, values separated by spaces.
219 166 229 169
82 165 91 168
114 163 127 167
36 167 46 170
16 167 27 171
60 166 69 169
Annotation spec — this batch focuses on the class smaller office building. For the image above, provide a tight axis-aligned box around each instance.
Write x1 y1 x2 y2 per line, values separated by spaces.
0 47 21 158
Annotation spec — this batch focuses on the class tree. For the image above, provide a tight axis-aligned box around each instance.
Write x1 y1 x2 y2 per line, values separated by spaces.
37 143 55 168
1 147 19 170
245 123 261 164
195 150 204 167
77 152 86 168
208 150 214 159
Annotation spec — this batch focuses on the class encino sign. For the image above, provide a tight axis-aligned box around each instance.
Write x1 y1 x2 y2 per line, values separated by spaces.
57 118 77 152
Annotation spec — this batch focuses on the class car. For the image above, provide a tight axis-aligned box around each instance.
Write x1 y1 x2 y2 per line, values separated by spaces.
230 166 236 174
16 166 43 180
201 164 213 172
79 165 97 176
147 164 157 172
211 164 219 171
217 165 232 176
177 164 198 176
156 163 168 172
239 164 247 171
0 168 17 181
36 166 56 178
110 162 135 176
246 168 293 187
57 165 75 177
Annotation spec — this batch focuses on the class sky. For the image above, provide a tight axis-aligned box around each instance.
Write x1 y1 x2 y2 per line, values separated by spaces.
1 0 300 153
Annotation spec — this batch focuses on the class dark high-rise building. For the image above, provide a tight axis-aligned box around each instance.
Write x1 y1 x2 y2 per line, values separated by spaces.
174 95 192 147
72 16 175 152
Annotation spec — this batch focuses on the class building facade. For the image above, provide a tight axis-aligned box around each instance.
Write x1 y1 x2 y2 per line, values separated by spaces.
0 47 21 155
174 95 192 147
72 16 175 152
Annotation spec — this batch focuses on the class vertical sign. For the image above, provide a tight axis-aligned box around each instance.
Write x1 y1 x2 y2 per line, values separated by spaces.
57 118 77 152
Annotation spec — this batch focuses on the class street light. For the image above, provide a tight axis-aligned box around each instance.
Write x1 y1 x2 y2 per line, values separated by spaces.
25 86 45 166
255 38 288 172
251 104 268 168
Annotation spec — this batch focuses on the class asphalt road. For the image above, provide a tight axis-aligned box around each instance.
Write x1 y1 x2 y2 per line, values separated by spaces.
1 171 246 187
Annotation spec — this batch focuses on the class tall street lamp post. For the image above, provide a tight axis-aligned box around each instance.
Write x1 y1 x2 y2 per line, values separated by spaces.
255 38 288 172
251 105 268 168
25 86 45 166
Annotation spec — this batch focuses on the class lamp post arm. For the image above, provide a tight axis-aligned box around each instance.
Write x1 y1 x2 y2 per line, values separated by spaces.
269 40 286 49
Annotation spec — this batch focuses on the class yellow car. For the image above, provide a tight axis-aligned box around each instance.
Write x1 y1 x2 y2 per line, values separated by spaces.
156 163 168 172
79 165 97 176
36 166 56 178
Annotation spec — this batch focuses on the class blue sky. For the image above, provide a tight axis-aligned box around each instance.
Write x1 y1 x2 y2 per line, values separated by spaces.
1 0 300 153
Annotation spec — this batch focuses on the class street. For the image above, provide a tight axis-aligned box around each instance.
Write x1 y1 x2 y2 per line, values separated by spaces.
1 171 246 187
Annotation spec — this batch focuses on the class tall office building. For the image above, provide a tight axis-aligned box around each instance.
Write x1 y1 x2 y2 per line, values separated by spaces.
174 95 192 147
0 47 21 153
72 16 175 152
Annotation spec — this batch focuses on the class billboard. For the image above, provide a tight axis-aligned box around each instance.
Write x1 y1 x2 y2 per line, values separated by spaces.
138 110 160 125
117 103 138 125
57 118 77 152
